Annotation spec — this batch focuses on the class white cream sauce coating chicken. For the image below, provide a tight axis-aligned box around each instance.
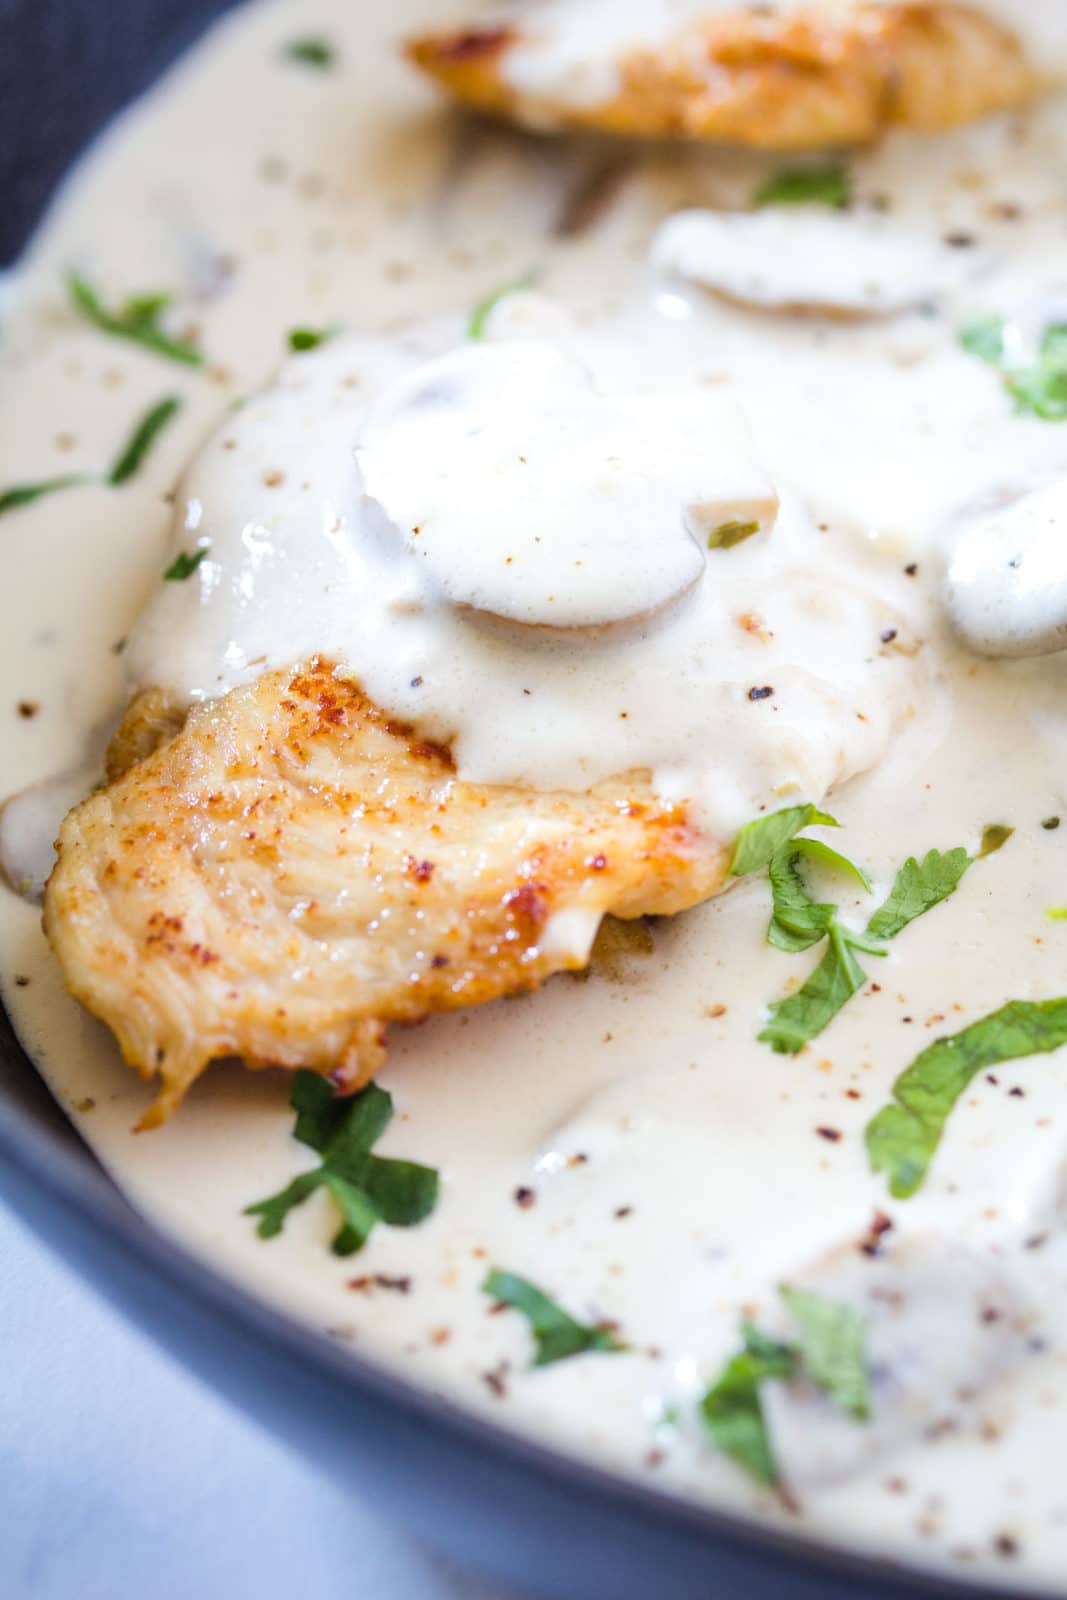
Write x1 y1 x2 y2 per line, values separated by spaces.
7 0 1067 1590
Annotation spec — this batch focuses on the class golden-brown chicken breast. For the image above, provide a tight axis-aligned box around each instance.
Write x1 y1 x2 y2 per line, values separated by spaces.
406 3 1041 149
44 660 729 1126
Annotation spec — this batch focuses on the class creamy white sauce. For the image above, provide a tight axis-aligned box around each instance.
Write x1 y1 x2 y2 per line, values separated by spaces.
126 316 913 831
6 0 1067 1589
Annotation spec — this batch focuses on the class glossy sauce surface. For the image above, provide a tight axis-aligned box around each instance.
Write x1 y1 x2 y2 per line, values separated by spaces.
4 1 1067 1590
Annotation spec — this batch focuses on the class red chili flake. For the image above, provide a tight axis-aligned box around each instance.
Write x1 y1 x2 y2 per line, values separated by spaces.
904 563 919 577
880 628 898 645
748 685 774 701
816 1125 843 1142
436 25 514 62
859 1209 894 1257
482 1361 510 1398
586 853 609 871
514 1186 536 1210
614 1205 634 1220
430 954 449 969
994 1535 1019 1559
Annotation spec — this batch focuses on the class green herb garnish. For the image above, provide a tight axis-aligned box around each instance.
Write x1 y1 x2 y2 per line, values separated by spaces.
69 273 203 367
960 315 1006 366
731 808 974 1055
728 803 839 877
778 1285 870 1422
865 847 972 941
468 272 538 340
164 546 210 582
1 395 181 519
866 998 1067 1198
702 1288 869 1486
708 519 760 550
283 36 337 70
755 165 851 210
482 1268 625 1367
0 474 92 519
288 326 336 353
108 396 182 485
961 317 1067 421
245 1071 438 1256
978 823 1014 859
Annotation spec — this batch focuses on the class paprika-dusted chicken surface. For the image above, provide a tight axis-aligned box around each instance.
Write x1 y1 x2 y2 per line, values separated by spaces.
406 2 1042 149
43 660 730 1127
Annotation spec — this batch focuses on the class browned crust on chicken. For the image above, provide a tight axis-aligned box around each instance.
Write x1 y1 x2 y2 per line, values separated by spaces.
44 661 728 1126
406 4 1041 149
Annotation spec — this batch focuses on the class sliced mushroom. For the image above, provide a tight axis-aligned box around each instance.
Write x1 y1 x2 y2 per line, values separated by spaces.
356 338 778 630
947 478 1067 658
652 207 990 319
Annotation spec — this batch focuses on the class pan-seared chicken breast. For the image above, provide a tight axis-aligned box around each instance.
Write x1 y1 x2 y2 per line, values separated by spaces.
406 3 1041 149
44 660 729 1127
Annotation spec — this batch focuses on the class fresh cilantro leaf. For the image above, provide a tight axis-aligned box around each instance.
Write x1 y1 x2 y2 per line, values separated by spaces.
163 547 209 581
701 1322 795 1486
702 1290 871 1485
755 165 851 210
321 1171 381 1255
707 519 760 550
288 326 335 353
357 1153 439 1226
69 272 203 367
283 36 337 70
0 474 92 518
766 850 838 954
290 1068 350 1153
866 847 971 941
778 1286 870 1421
959 315 1005 366
482 1268 625 1367
962 316 1067 422
468 272 538 340
108 396 182 485
791 837 872 893
245 1071 439 1256
729 803 838 878
1007 324 1067 421
759 921 876 1054
245 1169 326 1239
866 997 1067 1198
978 824 1013 858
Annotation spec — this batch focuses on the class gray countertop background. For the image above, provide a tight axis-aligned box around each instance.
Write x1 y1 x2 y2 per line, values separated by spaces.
1 1199 519 1600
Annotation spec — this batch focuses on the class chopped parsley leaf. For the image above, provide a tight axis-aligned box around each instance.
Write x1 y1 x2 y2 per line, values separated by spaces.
708 519 760 550
778 1285 870 1422
68 273 203 367
108 396 182 485
164 547 209 581
959 315 1006 366
1 396 181 519
283 36 337 70
732 808 974 1054
288 326 336 353
961 316 1067 421
755 165 851 210
728 803 838 877
978 823 1014 859
760 921 881 1054
865 847 971 941
468 272 538 340
0 474 92 518
702 1288 870 1485
245 1072 438 1256
866 998 1067 1197
482 1268 625 1367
